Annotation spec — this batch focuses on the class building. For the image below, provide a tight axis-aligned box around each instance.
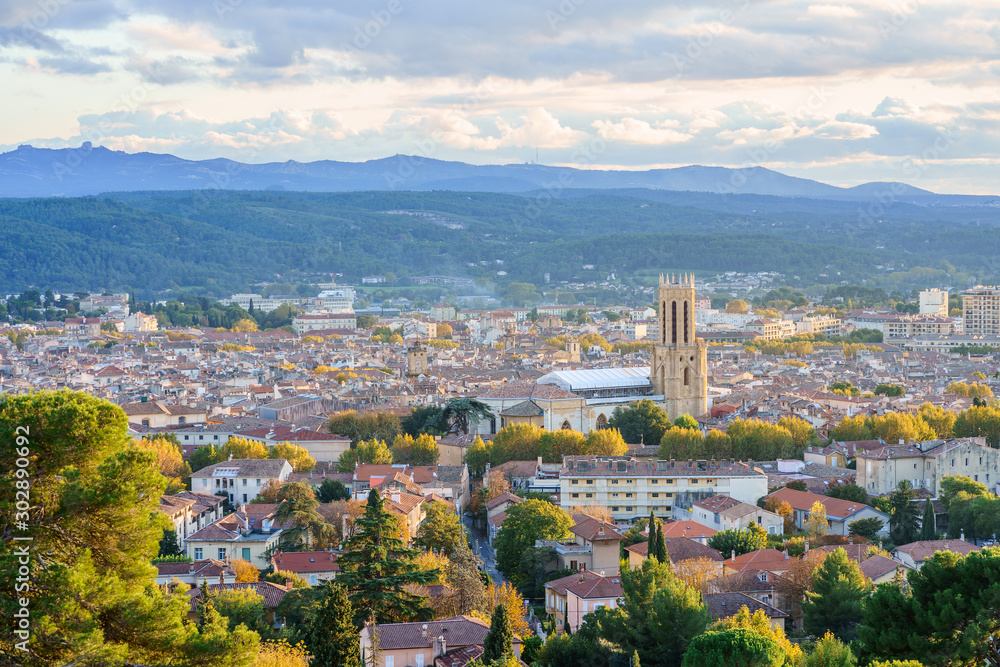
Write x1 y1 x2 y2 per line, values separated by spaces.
892 539 979 570
157 491 227 548
189 459 293 505
763 487 890 537
536 515 624 575
64 317 101 338
675 494 784 535
703 592 789 632
884 316 957 338
855 437 999 497
271 550 339 585
407 341 429 376
154 559 235 588
623 535 723 571
185 504 285 566
430 303 457 321
919 288 949 316
122 400 207 428
123 312 158 332
560 455 769 524
650 274 709 419
963 286 1000 336
292 311 357 335
564 574 623 633
795 315 841 336
360 616 522 667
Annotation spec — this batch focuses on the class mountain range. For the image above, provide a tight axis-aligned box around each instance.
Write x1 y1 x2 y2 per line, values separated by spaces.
0 143 975 202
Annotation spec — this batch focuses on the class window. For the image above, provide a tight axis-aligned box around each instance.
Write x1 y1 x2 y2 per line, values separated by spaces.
202 479 208 488
141 419 150 427
178 417 186 424
626 506 633 512
242 548 251 560
571 493 579 499
625 493 633 498
758 573 768 582
415 655 425 667
612 480 619 485
194 548 203 560
385 657 394 667
611 507 619 512
214 435 219 440
218 548 226 560
690 479 699 484
612 493 619 498
242 494 247 503
571 480 579 485
311 574 318 585
585 493 593 499
665 479 674 484
586 480 594 485
561 420 572 430
975 475 979 481
242 478 247 486
914 463 917 469
967 458 970 466
651 493 659 498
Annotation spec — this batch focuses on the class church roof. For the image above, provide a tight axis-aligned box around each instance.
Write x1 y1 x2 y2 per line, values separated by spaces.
499 400 545 417
538 367 652 392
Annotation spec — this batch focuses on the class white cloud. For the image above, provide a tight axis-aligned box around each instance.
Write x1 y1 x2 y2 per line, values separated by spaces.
592 118 692 145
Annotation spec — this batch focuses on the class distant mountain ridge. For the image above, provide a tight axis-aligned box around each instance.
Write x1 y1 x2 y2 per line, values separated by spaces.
0 143 953 200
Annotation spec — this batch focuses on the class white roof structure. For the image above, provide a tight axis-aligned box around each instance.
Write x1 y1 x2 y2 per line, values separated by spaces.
538 367 651 392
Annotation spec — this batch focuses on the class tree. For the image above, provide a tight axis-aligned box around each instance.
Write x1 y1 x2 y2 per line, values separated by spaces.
806 631 856 667
847 517 883 542
674 414 699 430
328 411 401 446
659 427 705 460
494 500 573 587
825 483 867 504
337 439 393 473
764 498 795 534
874 384 905 397
803 548 869 640
159 528 183 557
466 436 492 477
307 582 361 666
336 489 439 625
317 478 351 503
608 399 672 446
647 511 658 558
726 299 748 314
857 548 1000 666
594 557 709 666
446 540 487 616
222 436 270 460
681 628 784 667
231 558 260 582
503 282 541 307
390 433 440 466
401 405 445 437
707 525 768 558
712 605 805 666
888 481 920 545
414 501 465 556
804 501 828 539
437 397 495 435
483 603 515 665
0 390 260 666
920 498 936 540
214 588 268 636
190 443 226 472
231 318 259 332
584 428 629 456
918 402 956 439
655 520 668 563
673 557 722 593
939 474 990 509
270 442 316 473
136 435 191 493
273 482 334 551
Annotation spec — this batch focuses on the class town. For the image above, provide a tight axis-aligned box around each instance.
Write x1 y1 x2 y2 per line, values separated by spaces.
3 273 1000 666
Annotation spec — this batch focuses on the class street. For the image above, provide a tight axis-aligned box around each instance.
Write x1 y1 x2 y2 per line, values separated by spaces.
464 513 506 584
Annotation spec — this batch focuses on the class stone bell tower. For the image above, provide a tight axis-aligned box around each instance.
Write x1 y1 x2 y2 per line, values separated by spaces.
406 341 429 377
650 273 708 419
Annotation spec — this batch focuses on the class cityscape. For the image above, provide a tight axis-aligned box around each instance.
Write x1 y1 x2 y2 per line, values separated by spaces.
3 1 1000 666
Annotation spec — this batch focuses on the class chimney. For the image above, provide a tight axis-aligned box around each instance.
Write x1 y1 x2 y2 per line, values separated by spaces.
961 531 965 542
804 540 810 554
848 536 853 545
421 624 428 638
731 550 736 561
783 549 789 559
433 635 447 659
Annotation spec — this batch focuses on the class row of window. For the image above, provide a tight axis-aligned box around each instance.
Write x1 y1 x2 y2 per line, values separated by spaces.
569 492 676 499
569 478 715 485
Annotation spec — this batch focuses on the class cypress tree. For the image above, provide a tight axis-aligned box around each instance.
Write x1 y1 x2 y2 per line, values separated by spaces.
920 498 936 540
309 582 361 667
631 649 642 667
646 511 656 557
483 603 514 664
655 520 668 563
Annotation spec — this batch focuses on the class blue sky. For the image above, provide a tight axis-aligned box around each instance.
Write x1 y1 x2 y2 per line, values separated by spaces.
2 0 998 193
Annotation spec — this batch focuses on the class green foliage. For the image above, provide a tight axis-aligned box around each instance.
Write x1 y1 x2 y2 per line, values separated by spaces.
593 557 709 667
953 405 1000 446
214 588 269 636
483 603 514 664
674 414 699 430
159 527 184 558
316 478 351 503
888 481 920 545
390 433 440 466
858 548 1000 666
336 489 438 625
328 411 401 447
806 632 857 666
608 399 673 446
494 500 573 587
803 548 870 640
682 628 784 667
847 517 884 542
707 525 769 558
829 382 861 397
438 397 495 435
874 384 905 397
273 482 334 553
414 502 466 556
308 582 361 667
920 499 936 541
825 483 868 504
400 405 445 437
336 439 393 473
0 390 263 665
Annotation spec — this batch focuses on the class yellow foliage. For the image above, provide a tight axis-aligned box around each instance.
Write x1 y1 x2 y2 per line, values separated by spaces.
672 556 721 593
485 582 532 637
231 318 259 332
712 607 804 666
231 558 260 582
414 550 450 585
253 640 310 667
946 381 994 398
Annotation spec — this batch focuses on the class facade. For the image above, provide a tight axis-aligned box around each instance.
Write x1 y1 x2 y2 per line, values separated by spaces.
963 286 1000 336
360 616 522 667
189 459 294 505
559 455 768 524
123 312 158 332
677 494 784 535
795 315 841 336
64 317 101 337
271 550 339 585
122 400 207 428
919 288 949 316
892 539 979 569
884 316 957 338
158 491 227 548
184 504 285 566
536 516 624 575
292 311 357 334
764 487 890 537
855 437 999 496
650 274 709 419
406 342 429 376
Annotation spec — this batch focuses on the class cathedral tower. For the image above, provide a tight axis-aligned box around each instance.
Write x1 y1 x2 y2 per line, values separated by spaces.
651 273 708 419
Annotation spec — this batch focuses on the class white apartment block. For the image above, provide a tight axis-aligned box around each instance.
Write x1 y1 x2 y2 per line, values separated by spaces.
189 459 293 505
855 437 999 497
796 315 841 336
919 288 949 316
963 286 1000 336
559 455 769 524
292 311 357 334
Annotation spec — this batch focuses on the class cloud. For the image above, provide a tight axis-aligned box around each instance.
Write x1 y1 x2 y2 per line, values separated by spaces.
593 118 692 145
37 56 111 75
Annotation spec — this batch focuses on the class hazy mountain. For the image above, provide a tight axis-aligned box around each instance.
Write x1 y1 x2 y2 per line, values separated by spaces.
0 143 950 201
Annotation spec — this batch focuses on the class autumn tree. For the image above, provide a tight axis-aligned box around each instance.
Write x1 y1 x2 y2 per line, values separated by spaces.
764 497 795 534
414 501 465 556
136 435 191 493
804 501 828 538
270 442 316 473
336 439 393 473
659 427 705 460
483 582 532 639
803 548 869 640
328 411 401 446
583 428 629 456
390 433 440 466
672 557 722 593
222 436 270 460
231 558 260 582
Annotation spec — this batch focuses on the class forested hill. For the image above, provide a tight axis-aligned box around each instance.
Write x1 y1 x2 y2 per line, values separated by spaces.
0 143 965 201
1 189 999 296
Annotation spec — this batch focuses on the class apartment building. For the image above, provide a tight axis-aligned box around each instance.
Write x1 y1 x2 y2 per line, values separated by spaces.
919 288 949 316
963 286 1000 336
855 437 999 496
189 459 293 505
796 315 841 336
559 455 769 524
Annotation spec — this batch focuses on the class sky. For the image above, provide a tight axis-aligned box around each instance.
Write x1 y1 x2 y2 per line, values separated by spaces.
1 0 998 193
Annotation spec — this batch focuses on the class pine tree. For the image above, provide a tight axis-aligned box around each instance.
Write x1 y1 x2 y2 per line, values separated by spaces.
159 527 183 557
655 520 668 563
803 548 870 640
483 603 514 665
309 582 361 667
920 498 936 540
337 489 439 625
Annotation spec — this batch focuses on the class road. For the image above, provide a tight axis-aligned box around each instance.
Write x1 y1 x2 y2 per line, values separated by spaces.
464 513 505 584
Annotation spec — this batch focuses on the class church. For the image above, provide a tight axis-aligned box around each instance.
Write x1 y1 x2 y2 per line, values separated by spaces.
475 274 709 436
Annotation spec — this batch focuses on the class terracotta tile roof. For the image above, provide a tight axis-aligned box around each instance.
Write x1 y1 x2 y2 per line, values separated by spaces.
477 382 579 400
660 521 717 540
625 537 723 563
498 399 545 417
565 575 623 600
486 492 523 511
765 487 884 521
544 569 604 595
272 550 339 573
190 459 290 478
187 581 290 611
858 554 902 580
155 559 234 579
725 549 793 573
373 616 522 651
704 592 789 621
569 516 624 542
893 539 980 563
